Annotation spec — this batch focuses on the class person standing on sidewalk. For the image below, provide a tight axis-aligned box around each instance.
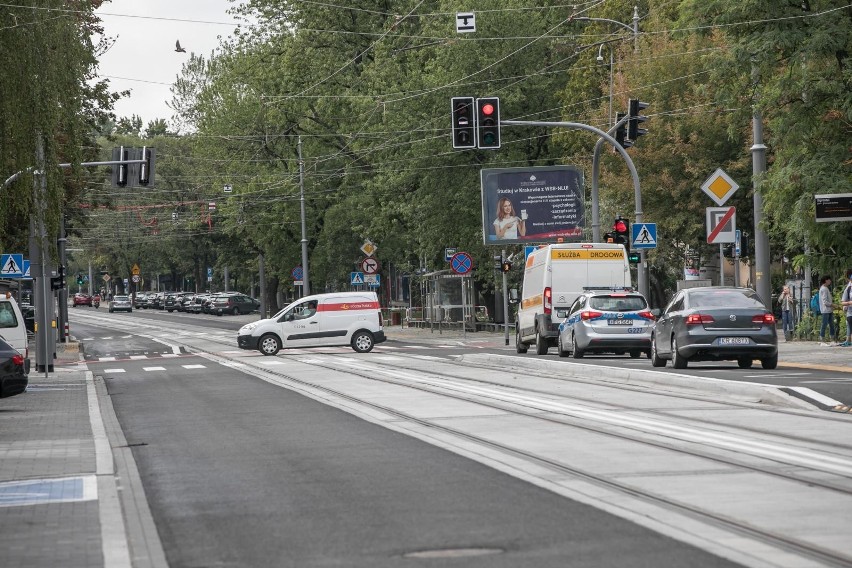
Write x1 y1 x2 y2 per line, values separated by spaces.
818 275 837 345
778 285 794 340
840 271 852 347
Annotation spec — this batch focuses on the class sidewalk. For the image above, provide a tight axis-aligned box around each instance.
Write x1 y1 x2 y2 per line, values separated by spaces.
0 327 847 568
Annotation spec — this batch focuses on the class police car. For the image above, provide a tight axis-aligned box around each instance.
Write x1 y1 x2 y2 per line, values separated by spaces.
556 288 658 358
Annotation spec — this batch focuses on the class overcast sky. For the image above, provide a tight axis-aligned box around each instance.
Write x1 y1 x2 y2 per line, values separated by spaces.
95 0 244 127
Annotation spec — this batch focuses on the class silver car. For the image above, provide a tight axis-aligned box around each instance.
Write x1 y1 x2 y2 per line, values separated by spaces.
108 295 133 313
557 290 656 358
650 286 778 369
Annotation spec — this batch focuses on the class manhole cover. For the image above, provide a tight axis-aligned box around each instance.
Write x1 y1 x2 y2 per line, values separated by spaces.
403 547 504 559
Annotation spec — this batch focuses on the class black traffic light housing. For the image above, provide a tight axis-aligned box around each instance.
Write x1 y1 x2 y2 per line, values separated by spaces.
111 146 129 187
614 112 632 149
627 99 649 143
501 261 512 273
51 264 66 291
613 216 630 251
451 97 476 149
627 252 640 264
476 97 500 149
138 146 155 186
493 254 503 271
76 274 84 286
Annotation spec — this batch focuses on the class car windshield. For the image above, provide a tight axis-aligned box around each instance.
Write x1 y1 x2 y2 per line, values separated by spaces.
588 295 647 311
690 289 764 309
115 296 129 301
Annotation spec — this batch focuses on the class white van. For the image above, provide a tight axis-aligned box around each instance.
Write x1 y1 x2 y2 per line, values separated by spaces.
0 293 30 372
516 243 631 354
237 291 386 355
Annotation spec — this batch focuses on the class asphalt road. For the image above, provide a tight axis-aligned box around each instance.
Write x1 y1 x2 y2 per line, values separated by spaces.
72 317 743 568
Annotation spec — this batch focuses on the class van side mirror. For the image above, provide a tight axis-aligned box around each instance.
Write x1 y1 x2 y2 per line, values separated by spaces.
508 288 520 304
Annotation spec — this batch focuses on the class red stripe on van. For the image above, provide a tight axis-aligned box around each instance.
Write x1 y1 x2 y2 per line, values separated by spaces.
317 301 380 312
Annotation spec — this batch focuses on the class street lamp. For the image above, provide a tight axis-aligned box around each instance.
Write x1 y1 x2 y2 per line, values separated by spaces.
597 43 614 128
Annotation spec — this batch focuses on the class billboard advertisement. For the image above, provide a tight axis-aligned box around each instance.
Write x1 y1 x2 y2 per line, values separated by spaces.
481 166 585 245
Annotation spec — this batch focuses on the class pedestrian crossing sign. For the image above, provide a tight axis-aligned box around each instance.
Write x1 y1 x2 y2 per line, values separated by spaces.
631 223 657 249
0 254 24 277
350 271 365 285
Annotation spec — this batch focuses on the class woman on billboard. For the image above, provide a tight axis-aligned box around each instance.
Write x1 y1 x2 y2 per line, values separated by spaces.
493 197 527 239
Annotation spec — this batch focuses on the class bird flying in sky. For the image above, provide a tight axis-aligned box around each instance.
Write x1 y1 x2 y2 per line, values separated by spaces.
175 40 186 53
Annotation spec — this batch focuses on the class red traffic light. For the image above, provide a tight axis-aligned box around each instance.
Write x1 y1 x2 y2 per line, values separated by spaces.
614 220 628 233
481 103 495 116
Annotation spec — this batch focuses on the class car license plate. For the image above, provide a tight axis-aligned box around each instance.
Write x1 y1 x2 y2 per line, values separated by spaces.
607 319 632 325
719 337 750 345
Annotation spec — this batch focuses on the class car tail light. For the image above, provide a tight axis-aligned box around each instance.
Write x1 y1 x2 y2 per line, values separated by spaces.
543 287 552 315
752 313 775 324
637 310 656 321
12 354 24 367
378 311 383 327
581 310 603 321
686 313 714 325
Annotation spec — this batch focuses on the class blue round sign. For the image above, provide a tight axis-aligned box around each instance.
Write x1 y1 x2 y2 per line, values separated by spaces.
450 252 473 275
292 266 303 280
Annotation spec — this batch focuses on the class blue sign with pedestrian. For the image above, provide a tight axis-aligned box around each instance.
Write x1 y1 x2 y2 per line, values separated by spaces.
631 223 657 249
351 272 365 285
22 260 30 279
450 252 473 275
0 254 24 278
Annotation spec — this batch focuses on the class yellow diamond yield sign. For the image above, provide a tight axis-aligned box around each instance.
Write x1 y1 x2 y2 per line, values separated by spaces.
701 168 739 206
131 263 141 275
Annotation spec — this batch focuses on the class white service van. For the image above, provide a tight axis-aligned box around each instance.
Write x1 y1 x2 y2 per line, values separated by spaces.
515 243 631 354
0 293 30 371
237 291 386 355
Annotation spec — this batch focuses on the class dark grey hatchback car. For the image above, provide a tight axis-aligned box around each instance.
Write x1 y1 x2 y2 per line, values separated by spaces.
650 286 778 370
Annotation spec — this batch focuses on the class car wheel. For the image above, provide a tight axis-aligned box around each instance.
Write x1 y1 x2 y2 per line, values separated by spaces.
629 350 641 358
671 336 688 369
258 334 281 356
232 306 240 316
535 328 548 355
351 330 375 353
761 354 778 370
515 325 528 354
737 358 753 369
557 334 568 357
571 333 584 359
650 335 666 367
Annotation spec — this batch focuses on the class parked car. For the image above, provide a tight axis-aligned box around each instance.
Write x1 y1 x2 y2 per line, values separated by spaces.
0 336 28 398
177 294 195 312
209 293 260 316
108 295 133 313
72 293 92 307
650 286 778 370
134 293 148 309
188 294 211 314
556 289 657 358
164 293 182 312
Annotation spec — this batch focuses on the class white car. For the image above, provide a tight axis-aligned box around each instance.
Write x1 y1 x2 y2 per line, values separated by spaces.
108 295 133 313
238 291 385 354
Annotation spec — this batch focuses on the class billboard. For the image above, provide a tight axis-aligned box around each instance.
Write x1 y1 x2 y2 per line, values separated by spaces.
481 166 585 245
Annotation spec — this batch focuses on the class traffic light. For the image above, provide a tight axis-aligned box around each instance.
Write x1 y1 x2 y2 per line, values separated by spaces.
627 252 641 264
614 112 632 149
138 146 155 186
76 274 84 286
493 254 503 271
476 97 500 149
51 264 66 291
111 146 129 187
627 99 649 143
613 216 630 250
501 260 512 273
451 97 476 149
603 232 615 243
722 244 734 258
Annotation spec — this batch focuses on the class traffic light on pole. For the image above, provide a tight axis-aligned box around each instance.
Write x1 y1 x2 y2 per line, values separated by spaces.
51 264 66 291
627 99 649 144
76 274 84 286
451 97 476 149
501 260 512 273
476 97 500 149
614 112 632 149
493 254 503 271
613 216 630 251
111 146 129 187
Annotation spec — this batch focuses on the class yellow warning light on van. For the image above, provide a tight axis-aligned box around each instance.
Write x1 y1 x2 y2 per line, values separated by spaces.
551 249 625 260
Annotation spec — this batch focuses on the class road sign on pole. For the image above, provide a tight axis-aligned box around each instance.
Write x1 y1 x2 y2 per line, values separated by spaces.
701 168 740 206
361 257 380 274
450 252 473 275
631 223 657 249
706 207 736 244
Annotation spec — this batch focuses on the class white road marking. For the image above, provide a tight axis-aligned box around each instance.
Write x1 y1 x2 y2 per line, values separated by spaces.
103 369 125 373
143 366 166 372
99 357 116 362
129 355 147 360
182 364 206 369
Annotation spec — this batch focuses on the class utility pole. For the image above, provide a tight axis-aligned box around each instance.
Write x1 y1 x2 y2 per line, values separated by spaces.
751 63 771 305
298 136 310 296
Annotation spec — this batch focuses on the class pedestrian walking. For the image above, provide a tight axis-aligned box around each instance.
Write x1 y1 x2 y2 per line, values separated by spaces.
840 270 852 347
818 275 837 345
778 285 794 340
